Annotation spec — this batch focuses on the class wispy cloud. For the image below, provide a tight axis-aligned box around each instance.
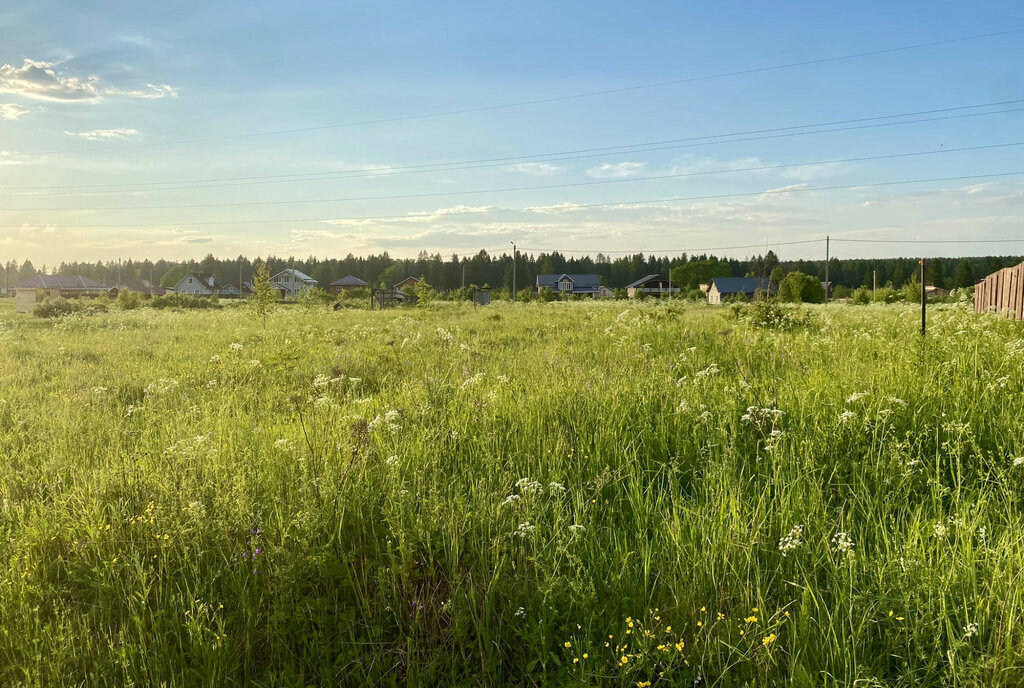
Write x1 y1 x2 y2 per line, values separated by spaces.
586 161 646 178
0 103 29 120
508 162 564 177
0 59 176 102
0 150 26 166
66 128 140 140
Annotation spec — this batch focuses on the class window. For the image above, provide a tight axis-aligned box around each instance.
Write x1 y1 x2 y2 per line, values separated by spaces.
188 277 193 284
559 279 572 292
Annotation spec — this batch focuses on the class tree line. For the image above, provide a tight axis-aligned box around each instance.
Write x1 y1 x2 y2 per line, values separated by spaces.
2 250 1021 293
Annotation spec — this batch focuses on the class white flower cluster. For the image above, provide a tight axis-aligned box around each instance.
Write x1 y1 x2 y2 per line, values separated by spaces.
832 531 855 557
741 406 784 428
229 342 243 351
368 409 401 433
778 525 803 557
846 391 869 403
933 522 948 539
694 363 720 379
964 622 979 638
513 521 536 537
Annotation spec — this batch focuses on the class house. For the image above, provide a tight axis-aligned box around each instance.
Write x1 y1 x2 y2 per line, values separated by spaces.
329 275 368 294
924 285 949 299
535 274 606 298
270 269 317 298
626 274 679 299
707 277 775 304
13 274 109 313
596 285 615 299
172 273 217 296
394 276 421 292
218 284 243 298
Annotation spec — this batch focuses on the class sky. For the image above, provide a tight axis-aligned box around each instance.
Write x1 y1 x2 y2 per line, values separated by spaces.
1 0 1023 267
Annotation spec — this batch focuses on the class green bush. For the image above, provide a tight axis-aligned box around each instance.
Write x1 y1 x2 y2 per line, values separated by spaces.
150 293 221 310
32 298 107 318
116 290 143 310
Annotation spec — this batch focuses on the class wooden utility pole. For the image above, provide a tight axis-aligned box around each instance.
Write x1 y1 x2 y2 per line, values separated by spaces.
872 270 877 294
919 259 927 337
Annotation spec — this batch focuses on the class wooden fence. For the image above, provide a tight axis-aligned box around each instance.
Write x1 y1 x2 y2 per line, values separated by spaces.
974 261 1024 320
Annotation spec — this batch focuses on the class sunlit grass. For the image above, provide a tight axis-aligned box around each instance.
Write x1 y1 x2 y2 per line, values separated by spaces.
0 299 1022 686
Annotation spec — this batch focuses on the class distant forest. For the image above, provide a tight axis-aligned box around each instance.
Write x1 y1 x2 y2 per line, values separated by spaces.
2 250 1021 293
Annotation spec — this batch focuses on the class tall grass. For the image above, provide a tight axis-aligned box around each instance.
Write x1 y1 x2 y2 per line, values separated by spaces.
0 298 1022 686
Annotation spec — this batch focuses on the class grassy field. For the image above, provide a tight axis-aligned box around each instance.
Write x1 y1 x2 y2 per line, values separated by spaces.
0 297 1022 686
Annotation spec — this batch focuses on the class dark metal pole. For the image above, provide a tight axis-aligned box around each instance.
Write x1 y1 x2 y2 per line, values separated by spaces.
920 259 926 337
824 235 830 304
511 242 516 302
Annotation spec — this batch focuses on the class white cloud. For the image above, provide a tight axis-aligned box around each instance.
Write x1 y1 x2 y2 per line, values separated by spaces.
757 183 810 201
0 59 176 102
586 161 647 178
66 128 140 140
523 202 587 214
0 150 25 166
508 162 564 177
0 103 29 120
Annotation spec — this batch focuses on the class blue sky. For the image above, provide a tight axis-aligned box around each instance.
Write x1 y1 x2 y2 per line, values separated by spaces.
1 0 1023 266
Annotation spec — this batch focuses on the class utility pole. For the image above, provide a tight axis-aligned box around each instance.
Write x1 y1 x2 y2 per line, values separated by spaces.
872 270 877 294
824 236 830 304
510 242 517 302
461 261 465 290
920 259 927 337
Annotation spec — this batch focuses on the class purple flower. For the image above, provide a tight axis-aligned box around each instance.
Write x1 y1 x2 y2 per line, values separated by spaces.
253 548 262 557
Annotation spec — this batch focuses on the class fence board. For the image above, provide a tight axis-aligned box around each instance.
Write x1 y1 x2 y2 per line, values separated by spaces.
975 261 1024 320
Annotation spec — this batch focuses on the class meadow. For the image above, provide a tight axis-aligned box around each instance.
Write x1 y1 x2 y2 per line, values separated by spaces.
0 297 1022 686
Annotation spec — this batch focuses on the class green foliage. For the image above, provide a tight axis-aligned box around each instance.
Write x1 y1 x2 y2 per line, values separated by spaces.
850 287 872 305
2 299 1024 685
537 286 556 302
116 290 142 310
32 298 107 318
296 286 332 308
250 259 277 328
778 271 825 304
872 286 901 304
903 277 923 304
741 298 815 331
670 258 732 290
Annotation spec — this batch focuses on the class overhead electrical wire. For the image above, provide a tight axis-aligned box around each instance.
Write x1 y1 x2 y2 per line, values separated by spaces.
23 26 1024 156
9 141 1023 212
6 169 1023 229
7 99 1023 196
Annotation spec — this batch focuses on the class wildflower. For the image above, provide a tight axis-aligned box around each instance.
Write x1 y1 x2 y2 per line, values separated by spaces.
229 342 243 351
513 521 535 537
501 494 521 507
744 616 758 624
547 482 566 494
846 391 868 403
564 641 571 648
637 682 651 688
572 658 579 664
665 626 671 632
762 633 777 647
696 621 703 628
582 653 588 659
933 522 948 539
620 656 629 665
964 622 979 638
838 409 857 424
1013 457 1024 467
832 531 855 557
568 524 585 534
514 607 526 618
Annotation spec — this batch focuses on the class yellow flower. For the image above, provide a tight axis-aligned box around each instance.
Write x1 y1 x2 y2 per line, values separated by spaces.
744 616 758 624
717 612 725 621
573 658 579 664
582 653 588 659
784 611 790 618
675 641 685 651
739 630 745 636
700 606 706 612
637 682 651 688
665 626 672 632
896 616 905 621
697 621 703 628
762 633 777 647
888 610 894 617
752 607 759 613
621 656 629 665
564 641 571 648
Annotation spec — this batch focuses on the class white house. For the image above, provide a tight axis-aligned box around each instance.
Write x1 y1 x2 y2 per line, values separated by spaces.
270 268 318 298
172 273 217 296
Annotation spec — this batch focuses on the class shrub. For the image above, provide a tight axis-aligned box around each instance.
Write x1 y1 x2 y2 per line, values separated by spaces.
150 293 221 310
116 290 142 310
32 298 106 318
743 299 814 331
850 287 872 305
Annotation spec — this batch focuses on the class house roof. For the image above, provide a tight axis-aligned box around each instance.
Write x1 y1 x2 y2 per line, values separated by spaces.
272 268 317 283
625 274 675 289
14 274 109 291
330 274 368 286
218 284 241 292
710 277 775 294
179 273 215 289
536 273 601 289
395 276 420 287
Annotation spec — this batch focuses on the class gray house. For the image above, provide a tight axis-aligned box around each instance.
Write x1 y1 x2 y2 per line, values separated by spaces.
172 273 217 296
270 269 318 298
329 275 368 294
707 277 775 304
535 273 606 298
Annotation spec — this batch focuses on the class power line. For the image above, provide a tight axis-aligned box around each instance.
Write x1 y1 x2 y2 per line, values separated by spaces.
6 170 1023 229
9 99 1024 196
24 26 1024 156
11 141 1023 212
833 237 1024 244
